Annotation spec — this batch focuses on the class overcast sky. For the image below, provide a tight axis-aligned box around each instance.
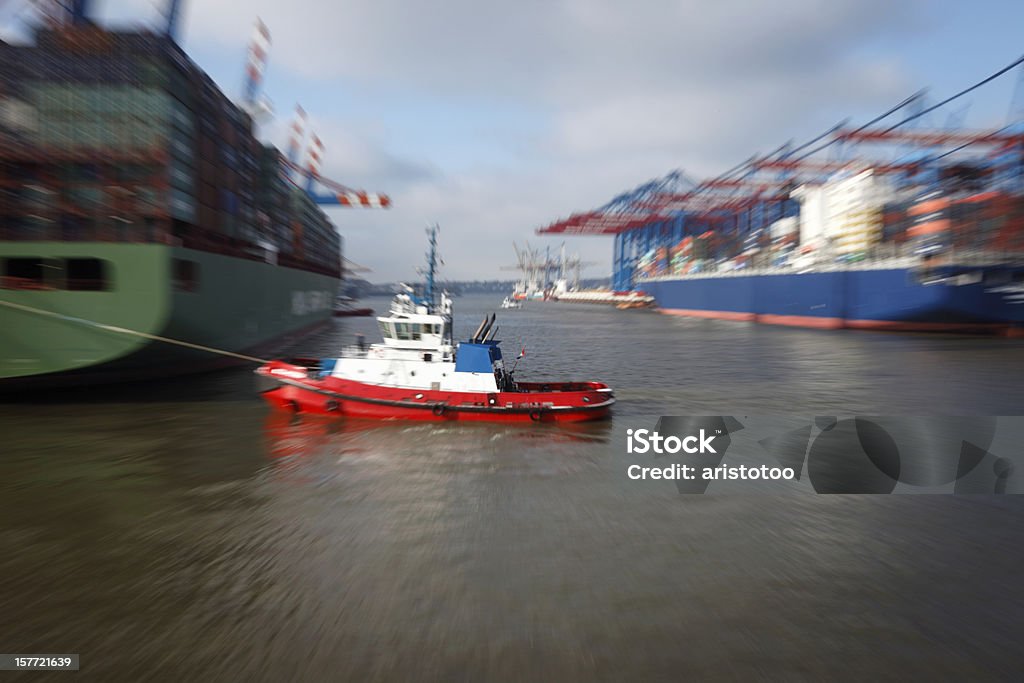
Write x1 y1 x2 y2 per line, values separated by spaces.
5 1 1024 280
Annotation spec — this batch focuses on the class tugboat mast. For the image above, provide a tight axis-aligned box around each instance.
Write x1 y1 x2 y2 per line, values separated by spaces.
424 224 440 310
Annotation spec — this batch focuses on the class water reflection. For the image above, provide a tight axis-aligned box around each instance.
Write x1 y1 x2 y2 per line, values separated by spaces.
262 411 614 486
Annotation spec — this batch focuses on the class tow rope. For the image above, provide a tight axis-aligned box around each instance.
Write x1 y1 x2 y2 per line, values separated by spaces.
0 298 269 364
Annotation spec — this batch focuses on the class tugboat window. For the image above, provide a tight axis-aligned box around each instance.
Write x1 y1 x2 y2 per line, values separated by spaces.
411 324 421 340
65 258 110 291
395 323 411 340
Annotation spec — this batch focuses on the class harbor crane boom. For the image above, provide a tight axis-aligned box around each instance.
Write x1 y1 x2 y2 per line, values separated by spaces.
280 107 391 208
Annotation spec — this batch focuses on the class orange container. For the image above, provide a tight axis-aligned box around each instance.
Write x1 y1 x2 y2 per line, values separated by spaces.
908 219 951 236
908 198 950 216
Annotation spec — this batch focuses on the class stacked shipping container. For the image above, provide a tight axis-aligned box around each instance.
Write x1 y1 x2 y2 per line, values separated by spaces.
0 26 340 278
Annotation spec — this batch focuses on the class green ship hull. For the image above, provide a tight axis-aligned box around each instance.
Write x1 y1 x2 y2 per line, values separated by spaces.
0 242 337 388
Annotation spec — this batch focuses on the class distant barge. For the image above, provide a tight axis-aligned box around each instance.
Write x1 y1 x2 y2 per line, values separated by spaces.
551 289 655 308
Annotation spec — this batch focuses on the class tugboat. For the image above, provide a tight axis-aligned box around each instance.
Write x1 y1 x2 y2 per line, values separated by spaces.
256 227 614 422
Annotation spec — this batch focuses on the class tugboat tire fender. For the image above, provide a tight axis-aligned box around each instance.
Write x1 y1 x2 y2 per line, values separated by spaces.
529 408 543 422
432 403 447 416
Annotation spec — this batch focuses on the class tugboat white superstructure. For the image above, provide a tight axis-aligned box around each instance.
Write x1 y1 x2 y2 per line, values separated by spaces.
256 226 614 422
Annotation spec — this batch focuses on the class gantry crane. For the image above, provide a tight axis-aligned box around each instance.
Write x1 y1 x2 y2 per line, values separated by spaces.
279 107 392 208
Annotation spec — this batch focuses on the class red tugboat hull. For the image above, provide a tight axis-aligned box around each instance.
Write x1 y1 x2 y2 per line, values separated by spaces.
256 360 614 423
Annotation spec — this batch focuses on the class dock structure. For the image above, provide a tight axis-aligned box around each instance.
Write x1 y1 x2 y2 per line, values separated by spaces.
536 61 1024 293
502 242 595 299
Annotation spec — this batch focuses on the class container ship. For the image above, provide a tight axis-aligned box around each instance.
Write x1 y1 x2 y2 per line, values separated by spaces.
0 4 378 387
635 170 1024 333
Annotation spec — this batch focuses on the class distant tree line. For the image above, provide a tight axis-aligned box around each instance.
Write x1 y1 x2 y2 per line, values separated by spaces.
343 278 610 298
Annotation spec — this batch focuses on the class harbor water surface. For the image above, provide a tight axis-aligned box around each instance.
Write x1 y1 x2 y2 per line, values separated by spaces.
2 294 1024 680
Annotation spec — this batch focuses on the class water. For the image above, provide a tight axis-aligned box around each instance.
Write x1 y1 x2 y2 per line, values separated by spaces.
2 294 1023 680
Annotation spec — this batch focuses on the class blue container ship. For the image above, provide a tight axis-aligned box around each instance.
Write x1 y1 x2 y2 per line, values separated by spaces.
633 177 1024 334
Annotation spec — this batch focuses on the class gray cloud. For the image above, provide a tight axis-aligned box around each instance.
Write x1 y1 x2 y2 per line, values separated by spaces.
57 1 937 279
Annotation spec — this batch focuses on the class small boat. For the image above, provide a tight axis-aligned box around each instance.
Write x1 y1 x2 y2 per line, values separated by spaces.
332 305 374 317
332 296 374 317
256 227 614 423
500 296 522 309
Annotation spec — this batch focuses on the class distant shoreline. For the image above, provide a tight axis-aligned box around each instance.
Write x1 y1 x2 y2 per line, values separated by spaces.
347 279 611 297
